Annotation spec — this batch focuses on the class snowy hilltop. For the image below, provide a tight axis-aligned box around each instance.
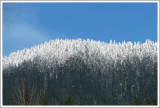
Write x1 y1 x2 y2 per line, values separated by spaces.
3 38 157 105
3 39 157 70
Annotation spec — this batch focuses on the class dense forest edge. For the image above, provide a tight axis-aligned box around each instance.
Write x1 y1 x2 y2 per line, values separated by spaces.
3 39 157 105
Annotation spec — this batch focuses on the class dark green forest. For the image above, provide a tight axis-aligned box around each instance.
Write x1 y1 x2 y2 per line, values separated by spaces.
3 55 157 105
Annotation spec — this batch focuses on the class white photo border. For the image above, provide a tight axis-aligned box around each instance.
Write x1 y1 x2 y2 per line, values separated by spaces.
0 0 159 108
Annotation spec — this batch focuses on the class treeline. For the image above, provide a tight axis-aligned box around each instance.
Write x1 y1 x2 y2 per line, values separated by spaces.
3 54 157 105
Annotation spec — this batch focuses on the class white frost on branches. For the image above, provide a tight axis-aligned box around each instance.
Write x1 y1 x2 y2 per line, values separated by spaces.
3 39 157 69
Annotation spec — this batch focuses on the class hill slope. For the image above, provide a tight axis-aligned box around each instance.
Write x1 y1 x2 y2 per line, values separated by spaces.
3 39 157 105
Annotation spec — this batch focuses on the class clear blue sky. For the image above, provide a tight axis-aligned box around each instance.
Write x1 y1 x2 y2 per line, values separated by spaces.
3 3 157 56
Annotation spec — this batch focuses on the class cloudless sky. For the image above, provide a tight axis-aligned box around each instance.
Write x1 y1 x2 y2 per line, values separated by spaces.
3 3 157 56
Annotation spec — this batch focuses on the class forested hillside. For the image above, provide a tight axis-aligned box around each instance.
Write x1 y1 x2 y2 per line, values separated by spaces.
3 39 157 105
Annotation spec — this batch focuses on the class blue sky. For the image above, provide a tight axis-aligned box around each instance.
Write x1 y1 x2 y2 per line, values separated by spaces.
3 3 157 56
